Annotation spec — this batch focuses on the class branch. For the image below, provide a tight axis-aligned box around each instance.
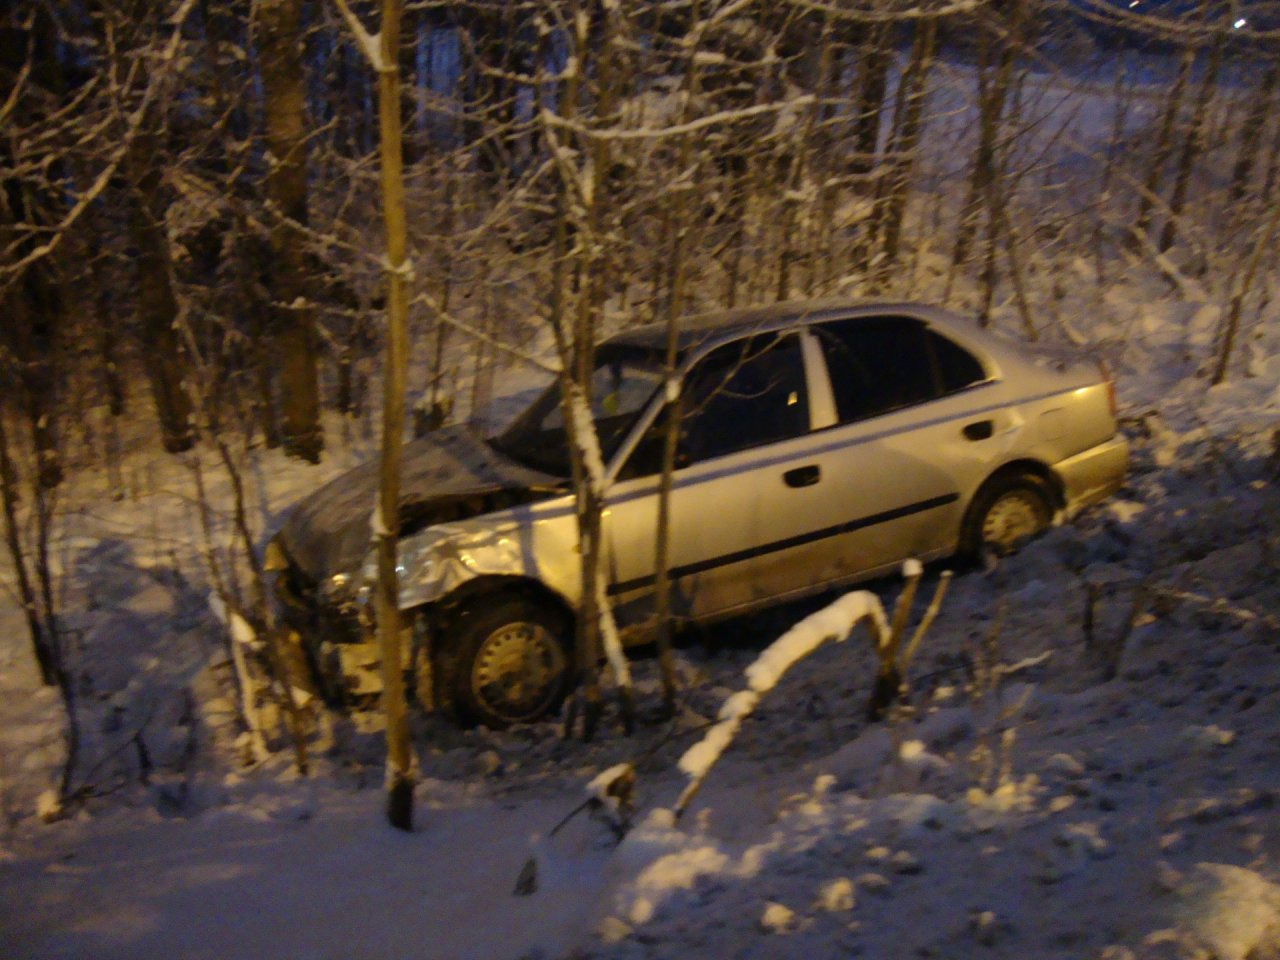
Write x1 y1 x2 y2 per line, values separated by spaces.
0 0 199 289
330 0 385 71
673 589 889 819
542 96 815 143
409 289 561 375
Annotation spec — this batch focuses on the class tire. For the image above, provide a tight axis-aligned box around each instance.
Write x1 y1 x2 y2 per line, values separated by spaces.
963 474 1054 559
438 595 572 728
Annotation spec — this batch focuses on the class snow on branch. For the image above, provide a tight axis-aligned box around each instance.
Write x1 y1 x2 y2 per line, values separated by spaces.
330 0 385 72
586 762 636 826
785 0 985 24
0 0 199 289
596 575 631 691
411 289 560 376
542 97 815 143
673 589 889 819
567 383 608 493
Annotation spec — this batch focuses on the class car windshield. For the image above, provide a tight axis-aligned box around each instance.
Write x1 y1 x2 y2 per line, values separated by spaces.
489 344 665 477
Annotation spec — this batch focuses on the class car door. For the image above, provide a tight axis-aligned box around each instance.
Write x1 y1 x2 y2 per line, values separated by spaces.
604 331 821 621
788 314 998 584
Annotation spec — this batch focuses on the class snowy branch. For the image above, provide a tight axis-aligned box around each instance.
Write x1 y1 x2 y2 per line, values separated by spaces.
0 0 198 289
542 97 815 143
329 0 385 72
673 590 888 818
410 289 560 376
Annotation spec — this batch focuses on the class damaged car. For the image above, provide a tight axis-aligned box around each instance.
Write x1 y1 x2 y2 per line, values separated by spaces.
266 299 1128 727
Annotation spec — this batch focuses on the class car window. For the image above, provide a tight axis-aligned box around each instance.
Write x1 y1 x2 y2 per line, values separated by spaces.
816 316 936 423
539 357 663 433
618 333 810 480
490 344 663 476
927 329 987 393
680 334 810 465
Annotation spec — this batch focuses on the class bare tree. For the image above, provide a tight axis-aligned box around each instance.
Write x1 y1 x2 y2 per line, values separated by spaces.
332 0 416 831
1158 7 1224 253
1228 57 1280 204
949 0 1030 299
256 0 324 462
875 15 938 273
1133 3 1201 240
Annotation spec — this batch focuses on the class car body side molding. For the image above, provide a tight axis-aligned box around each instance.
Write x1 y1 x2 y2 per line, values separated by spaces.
606 492 959 596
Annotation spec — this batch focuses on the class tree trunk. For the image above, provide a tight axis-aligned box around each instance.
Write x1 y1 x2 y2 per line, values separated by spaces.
849 21 892 180
1158 19 1223 253
878 18 937 271
257 0 323 463
1212 200 1280 385
951 1 1026 280
0 147 64 489
127 149 195 454
372 0 416 831
0 413 56 685
1228 58 1280 204
653 2 709 714
334 0 416 829
1134 7 1201 239
1263 111 1280 202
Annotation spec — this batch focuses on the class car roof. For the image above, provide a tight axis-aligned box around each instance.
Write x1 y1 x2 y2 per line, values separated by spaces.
605 298 972 357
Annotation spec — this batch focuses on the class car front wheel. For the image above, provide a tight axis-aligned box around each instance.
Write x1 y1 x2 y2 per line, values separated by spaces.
439 595 572 728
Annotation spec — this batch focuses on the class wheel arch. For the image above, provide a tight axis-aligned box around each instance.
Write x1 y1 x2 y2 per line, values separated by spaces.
416 574 577 651
960 459 1064 554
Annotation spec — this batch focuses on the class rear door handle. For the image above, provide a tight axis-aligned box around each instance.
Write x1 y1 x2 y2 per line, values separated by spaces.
784 465 821 488
963 420 994 441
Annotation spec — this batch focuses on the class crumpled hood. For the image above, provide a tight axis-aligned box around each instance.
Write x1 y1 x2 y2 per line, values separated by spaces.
276 425 560 583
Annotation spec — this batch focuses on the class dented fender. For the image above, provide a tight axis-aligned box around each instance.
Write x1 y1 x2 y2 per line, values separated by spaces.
391 499 583 612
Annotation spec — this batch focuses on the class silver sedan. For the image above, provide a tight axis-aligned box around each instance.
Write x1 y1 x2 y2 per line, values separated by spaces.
268 300 1128 726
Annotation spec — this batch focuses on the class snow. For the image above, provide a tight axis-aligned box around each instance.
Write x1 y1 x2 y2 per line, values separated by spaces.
369 499 391 538
676 589 887 787
1168 863 1280 960
4 342 1280 958
5 51 1280 960
207 592 257 650
567 384 631 691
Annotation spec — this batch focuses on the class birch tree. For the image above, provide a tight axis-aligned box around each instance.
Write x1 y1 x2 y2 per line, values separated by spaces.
540 0 636 741
332 0 416 830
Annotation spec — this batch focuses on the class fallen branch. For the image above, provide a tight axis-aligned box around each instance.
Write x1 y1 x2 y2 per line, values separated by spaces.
673 590 890 820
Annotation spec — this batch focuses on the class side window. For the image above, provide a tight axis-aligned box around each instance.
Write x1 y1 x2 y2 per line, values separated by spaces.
681 334 810 465
816 316 936 423
927 330 987 394
617 334 810 479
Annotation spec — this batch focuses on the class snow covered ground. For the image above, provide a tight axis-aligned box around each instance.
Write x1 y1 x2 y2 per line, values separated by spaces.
2 269 1280 956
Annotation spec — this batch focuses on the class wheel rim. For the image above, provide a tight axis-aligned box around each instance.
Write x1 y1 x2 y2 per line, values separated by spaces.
470 620 566 722
980 490 1047 554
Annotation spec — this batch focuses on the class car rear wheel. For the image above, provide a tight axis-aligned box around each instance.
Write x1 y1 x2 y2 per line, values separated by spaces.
965 474 1054 558
439 595 572 728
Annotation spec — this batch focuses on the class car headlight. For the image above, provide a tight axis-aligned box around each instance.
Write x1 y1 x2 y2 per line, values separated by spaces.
320 572 351 602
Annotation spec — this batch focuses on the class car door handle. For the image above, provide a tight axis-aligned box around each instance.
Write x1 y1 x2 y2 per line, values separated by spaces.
963 420 994 441
784 465 821 488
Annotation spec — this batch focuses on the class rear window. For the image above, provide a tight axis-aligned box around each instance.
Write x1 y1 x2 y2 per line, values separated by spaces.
929 329 987 393
816 316 935 423
816 316 987 425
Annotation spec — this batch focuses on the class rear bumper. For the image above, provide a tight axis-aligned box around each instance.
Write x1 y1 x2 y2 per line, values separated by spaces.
1056 434 1129 514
